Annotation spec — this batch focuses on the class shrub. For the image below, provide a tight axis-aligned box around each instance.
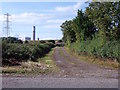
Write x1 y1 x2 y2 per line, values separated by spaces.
70 39 120 61
58 40 63 43
40 40 46 43
47 40 55 44
24 40 28 44
2 40 55 65
1 37 23 44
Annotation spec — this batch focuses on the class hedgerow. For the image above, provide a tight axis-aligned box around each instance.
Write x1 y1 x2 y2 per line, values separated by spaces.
2 38 55 65
70 39 120 61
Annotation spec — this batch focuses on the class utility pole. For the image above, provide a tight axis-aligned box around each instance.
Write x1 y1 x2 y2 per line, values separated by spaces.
3 13 11 37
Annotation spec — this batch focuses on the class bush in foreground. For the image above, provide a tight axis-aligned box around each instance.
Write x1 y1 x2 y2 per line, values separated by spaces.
70 39 120 61
2 40 55 66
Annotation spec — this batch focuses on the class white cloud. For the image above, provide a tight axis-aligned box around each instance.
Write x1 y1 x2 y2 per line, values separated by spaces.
42 24 60 29
11 13 54 25
36 2 85 15
0 15 3 22
0 2 86 30
44 19 66 29
55 2 84 13
46 19 65 24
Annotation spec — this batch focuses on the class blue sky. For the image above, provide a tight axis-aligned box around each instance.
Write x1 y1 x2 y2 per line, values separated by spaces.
1 2 89 40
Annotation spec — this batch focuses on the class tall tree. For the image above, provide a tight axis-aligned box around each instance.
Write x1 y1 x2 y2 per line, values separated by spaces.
61 20 76 46
72 10 95 42
86 2 120 42
72 10 84 42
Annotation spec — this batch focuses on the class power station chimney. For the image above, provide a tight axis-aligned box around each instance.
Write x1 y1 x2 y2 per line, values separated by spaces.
33 26 35 40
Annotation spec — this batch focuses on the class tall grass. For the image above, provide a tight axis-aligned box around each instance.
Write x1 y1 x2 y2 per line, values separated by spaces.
70 38 120 62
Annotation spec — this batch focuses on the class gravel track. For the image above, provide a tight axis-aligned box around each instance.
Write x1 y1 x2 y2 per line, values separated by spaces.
52 47 118 78
2 47 118 88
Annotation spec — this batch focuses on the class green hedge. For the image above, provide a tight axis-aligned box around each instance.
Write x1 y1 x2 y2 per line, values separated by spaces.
1 37 23 44
70 39 120 61
2 42 55 65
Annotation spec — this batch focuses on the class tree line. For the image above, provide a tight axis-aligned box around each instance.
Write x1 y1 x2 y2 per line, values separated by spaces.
61 2 120 61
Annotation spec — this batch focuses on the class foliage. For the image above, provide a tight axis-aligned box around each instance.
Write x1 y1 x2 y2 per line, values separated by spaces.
47 40 55 44
1 37 23 44
86 2 120 41
58 40 63 43
39 40 46 43
61 10 96 45
61 20 76 46
24 40 28 43
70 40 120 61
61 2 120 61
2 38 55 65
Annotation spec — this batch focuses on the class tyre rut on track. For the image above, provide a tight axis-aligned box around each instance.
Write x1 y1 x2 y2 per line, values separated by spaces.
52 47 118 78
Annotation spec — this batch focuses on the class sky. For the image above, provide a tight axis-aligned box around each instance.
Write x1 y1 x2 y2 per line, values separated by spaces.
0 2 89 40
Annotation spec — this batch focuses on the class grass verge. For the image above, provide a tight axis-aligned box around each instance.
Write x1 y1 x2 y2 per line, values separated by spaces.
65 47 119 69
2 48 58 76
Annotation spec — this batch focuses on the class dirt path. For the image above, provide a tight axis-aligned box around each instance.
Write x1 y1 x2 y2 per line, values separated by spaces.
52 47 118 78
2 47 118 88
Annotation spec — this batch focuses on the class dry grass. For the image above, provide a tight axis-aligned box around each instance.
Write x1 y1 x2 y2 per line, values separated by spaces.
2 48 58 75
65 47 118 69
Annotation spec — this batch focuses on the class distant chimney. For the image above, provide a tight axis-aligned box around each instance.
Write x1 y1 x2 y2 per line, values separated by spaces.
33 26 35 40
38 38 39 40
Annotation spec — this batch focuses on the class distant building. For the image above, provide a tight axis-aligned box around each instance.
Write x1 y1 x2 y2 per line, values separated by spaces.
18 35 31 41
24 37 31 41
